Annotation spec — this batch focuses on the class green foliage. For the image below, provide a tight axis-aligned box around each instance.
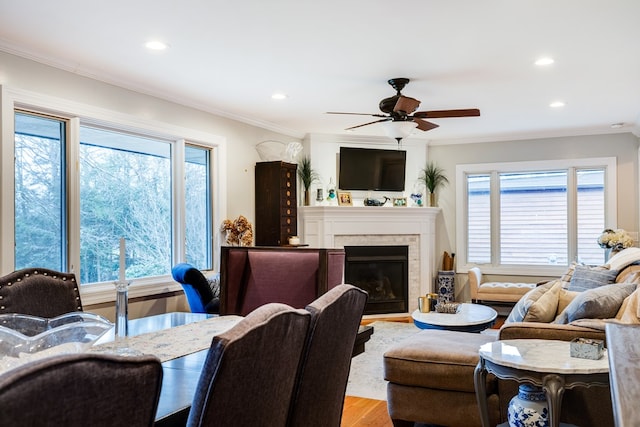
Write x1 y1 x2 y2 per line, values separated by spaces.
419 162 449 194
297 156 319 190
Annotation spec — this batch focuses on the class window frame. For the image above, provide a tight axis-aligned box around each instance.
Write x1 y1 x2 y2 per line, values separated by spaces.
1 85 227 305
455 157 617 277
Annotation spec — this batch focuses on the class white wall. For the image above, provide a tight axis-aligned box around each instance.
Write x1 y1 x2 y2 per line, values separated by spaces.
303 133 428 206
427 132 640 300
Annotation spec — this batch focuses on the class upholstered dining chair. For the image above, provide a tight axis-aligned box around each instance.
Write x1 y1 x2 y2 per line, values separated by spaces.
0 268 83 317
186 302 311 427
171 263 219 314
287 284 368 427
605 321 640 427
0 352 163 427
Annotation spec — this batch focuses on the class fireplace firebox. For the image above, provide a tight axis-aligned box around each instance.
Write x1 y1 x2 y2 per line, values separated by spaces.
344 245 408 315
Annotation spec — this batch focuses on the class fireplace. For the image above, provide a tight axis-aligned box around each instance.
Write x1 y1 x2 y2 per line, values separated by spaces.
344 245 408 315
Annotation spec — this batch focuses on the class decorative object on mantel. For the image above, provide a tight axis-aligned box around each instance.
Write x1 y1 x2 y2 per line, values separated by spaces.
297 155 319 206
392 197 407 207
221 215 254 246
410 192 423 206
337 191 353 206
326 178 337 203
419 161 449 207
598 228 633 261
364 196 390 207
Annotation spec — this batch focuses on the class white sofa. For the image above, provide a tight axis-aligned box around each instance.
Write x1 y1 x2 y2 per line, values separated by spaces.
468 266 537 303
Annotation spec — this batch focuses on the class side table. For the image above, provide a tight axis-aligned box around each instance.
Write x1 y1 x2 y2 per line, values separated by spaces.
412 303 497 332
474 339 609 427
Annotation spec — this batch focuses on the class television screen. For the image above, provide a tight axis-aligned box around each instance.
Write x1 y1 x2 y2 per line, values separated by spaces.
338 147 406 191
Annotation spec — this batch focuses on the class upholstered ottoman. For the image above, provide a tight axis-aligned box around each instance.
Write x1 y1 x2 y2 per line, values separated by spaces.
383 329 501 427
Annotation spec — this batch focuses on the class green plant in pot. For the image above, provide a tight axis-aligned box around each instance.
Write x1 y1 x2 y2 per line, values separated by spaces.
297 155 319 206
419 161 449 207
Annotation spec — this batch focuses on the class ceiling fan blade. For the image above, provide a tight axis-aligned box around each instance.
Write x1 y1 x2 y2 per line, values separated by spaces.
393 96 421 115
413 108 480 119
326 111 387 118
413 118 439 132
345 118 391 131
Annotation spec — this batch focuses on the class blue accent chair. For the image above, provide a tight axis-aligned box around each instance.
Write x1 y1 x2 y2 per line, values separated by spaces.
171 263 219 314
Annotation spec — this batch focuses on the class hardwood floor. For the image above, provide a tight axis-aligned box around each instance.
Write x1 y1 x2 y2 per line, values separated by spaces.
341 314 506 426
341 396 392 427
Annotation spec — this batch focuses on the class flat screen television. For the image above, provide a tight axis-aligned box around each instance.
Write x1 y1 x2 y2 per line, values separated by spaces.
338 147 407 191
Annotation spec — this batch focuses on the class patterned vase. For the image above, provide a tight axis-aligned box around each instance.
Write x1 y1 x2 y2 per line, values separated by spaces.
437 271 455 304
507 384 549 427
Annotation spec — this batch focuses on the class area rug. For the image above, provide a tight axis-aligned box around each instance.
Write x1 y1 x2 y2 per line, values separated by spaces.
346 320 421 401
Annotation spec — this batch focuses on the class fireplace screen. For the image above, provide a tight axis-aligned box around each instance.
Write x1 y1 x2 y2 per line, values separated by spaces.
344 245 408 315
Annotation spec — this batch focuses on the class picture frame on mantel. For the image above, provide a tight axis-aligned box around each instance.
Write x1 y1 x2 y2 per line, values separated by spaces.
337 191 352 206
393 197 407 207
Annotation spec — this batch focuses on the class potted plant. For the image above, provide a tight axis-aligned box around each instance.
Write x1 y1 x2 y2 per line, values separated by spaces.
419 162 449 206
297 156 319 206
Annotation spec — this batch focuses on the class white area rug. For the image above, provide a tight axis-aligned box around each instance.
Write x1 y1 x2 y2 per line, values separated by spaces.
346 320 421 401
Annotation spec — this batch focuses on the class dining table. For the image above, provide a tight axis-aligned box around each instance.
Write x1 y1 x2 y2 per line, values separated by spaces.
91 312 242 427
91 311 374 427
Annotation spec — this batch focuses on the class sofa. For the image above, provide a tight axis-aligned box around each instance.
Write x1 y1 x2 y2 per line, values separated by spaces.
384 248 640 427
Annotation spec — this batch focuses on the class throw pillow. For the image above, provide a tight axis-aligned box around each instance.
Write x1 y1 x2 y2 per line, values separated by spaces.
560 261 580 288
554 282 637 324
567 265 618 292
505 280 557 324
606 247 640 271
522 280 561 323
617 287 640 324
557 289 579 314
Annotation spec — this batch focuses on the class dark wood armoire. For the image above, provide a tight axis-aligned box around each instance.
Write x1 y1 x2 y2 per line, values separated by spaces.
254 161 297 246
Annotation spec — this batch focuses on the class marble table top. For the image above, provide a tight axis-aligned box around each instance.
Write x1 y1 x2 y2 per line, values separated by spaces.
479 339 609 374
412 303 497 327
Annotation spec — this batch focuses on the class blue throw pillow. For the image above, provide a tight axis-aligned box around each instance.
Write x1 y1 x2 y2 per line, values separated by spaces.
554 282 637 324
567 265 618 292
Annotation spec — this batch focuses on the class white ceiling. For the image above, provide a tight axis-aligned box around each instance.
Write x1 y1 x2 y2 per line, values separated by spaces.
1 0 639 143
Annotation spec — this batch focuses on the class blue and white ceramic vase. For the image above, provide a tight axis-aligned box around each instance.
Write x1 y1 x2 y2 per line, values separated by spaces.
437 271 455 304
507 384 549 427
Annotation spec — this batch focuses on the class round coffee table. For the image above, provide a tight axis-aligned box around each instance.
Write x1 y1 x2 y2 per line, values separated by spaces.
411 303 497 333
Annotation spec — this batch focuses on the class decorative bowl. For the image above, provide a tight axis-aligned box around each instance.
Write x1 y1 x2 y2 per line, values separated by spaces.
0 312 113 369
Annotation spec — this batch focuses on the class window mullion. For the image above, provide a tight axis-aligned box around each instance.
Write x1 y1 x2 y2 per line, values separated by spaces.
490 170 500 267
67 117 81 276
567 167 577 263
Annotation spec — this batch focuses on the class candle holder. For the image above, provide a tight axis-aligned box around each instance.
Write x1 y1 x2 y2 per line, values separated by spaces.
114 280 131 338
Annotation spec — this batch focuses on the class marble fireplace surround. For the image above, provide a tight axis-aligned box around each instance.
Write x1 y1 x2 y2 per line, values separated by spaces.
299 206 440 315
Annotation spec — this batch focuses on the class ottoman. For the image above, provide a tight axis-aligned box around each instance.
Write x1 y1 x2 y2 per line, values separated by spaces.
383 329 501 427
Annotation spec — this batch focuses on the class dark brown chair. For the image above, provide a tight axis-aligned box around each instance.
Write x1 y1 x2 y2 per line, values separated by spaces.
0 268 82 317
219 246 345 316
0 353 163 427
186 303 311 427
287 284 368 427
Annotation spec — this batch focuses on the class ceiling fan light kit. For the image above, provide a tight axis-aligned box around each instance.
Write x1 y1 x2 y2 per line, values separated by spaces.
328 78 480 143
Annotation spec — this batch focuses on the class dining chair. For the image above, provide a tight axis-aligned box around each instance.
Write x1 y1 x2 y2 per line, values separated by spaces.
0 352 163 427
186 302 311 427
171 263 219 314
287 283 368 427
0 268 83 317
605 321 640 427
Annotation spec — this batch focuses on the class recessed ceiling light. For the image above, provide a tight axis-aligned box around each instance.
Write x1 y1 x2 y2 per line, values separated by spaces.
611 122 625 129
145 40 168 51
271 93 288 100
549 101 565 108
535 57 555 66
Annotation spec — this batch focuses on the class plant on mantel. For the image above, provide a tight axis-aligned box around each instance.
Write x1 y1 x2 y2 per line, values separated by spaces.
419 161 449 207
297 155 319 206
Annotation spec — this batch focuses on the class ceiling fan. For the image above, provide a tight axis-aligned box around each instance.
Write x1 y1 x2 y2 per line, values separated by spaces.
327 78 480 143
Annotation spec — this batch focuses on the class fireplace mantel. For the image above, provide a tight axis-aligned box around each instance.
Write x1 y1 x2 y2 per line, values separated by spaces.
299 206 440 313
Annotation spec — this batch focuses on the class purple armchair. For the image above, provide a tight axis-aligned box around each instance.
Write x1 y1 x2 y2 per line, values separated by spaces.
219 246 345 316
